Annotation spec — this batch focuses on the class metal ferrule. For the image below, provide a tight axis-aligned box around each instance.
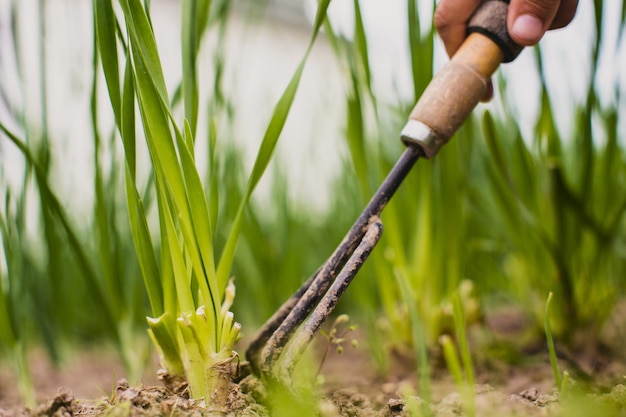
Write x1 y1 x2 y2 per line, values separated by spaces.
400 120 442 158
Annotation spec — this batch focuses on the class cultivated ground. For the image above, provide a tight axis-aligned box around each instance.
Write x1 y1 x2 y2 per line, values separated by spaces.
2 334 625 416
2 308 626 416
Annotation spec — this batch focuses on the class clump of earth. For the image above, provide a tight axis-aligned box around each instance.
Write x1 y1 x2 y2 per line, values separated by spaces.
9 376 626 416
2 309 626 417
2 338 626 417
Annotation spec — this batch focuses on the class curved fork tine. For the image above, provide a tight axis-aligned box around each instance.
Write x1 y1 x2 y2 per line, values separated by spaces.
246 147 421 378
246 272 317 375
246 211 375 375
277 217 383 382
256 224 371 376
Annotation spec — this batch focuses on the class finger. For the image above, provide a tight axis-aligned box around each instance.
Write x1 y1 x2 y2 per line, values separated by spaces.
508 0 561 46
434 0 482 58
550 0 579 30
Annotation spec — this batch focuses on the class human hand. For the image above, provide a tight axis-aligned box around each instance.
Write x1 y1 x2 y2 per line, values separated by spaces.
434 0 579 58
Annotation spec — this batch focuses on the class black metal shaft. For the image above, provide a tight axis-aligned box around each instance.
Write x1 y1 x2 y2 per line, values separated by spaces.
245 0 523 384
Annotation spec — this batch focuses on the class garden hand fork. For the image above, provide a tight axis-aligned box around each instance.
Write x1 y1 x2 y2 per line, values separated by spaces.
246 0 522 383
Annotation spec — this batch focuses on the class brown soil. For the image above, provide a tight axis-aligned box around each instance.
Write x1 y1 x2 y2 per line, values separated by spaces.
1 324 625 416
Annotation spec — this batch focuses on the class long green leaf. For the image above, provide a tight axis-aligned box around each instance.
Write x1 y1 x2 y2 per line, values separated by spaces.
119 0 169 103
111 32 164 316
121 2 222 325
121 53 137 179
182 0 198 130
125 169 163 316
215 0 331 291
407 0 435 100
130 45 202 287
353 0 372 95
0 214 17 346
94 0 122 125
159 186 195 314
126 22 217 303
178 122 218 304
407 0 421 101
0 122 119 336
92 21 123 315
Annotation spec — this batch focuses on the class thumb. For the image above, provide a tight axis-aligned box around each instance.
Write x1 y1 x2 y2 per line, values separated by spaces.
508 0 560 46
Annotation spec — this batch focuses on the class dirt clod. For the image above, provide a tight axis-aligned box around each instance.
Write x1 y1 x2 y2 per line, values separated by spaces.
3 341 626 417
28 391 79 417
330 389 373 416
519 387 539 402
157 369 189 396
385 398 404 413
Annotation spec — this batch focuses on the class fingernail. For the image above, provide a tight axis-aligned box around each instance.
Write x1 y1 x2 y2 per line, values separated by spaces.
511 14 544 45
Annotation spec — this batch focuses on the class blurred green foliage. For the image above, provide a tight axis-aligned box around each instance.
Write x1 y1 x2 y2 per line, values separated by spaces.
0 0 625 407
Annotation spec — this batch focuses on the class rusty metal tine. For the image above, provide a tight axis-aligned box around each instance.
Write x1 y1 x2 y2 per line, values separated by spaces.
247 146 422 377
278 217 383 381
245 272 317 374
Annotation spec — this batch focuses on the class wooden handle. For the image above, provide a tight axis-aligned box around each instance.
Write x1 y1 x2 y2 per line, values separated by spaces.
401 0 522 158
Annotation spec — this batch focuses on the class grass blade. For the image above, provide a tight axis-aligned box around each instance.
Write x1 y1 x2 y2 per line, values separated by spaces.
125 170 163 316
407 0 435 100
0 123 118 335
94 0 121 125
119 0 169 104
544 292 562 390
215 0 332 291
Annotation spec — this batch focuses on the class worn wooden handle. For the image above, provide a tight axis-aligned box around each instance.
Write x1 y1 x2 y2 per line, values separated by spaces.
401 0 522 158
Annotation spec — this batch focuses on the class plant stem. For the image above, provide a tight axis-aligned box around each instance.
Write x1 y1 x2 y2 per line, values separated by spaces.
545 292 562 390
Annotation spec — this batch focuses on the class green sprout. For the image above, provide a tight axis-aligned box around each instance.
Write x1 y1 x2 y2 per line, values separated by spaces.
439 290 477 417
94 0 331 404
545 292 570 395
316 314 359 377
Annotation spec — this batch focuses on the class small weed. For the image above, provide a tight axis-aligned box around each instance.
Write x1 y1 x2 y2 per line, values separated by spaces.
545 292 570 395
316 314 359 378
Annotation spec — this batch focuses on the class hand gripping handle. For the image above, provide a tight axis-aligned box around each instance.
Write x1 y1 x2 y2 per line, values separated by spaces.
401 0 522 158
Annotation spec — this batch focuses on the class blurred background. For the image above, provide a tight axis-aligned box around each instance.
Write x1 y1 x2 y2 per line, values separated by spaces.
0 0 625 407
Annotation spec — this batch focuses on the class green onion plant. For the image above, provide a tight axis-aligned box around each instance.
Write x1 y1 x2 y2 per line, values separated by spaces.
479 0 626 342
0 192 36 407
324 0 482 356
439 291 477 417
94 0 332 403
0 0 148 404
332 0 626 357
1 0 626 409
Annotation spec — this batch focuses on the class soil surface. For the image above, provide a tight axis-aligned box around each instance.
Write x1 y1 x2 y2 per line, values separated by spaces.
1 326 625 416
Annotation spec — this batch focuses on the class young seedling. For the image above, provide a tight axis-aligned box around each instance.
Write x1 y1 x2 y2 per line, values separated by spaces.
95 0 333 405
95 0 242 404
545 292 570 395
316 314 359 378
439 291 476 417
